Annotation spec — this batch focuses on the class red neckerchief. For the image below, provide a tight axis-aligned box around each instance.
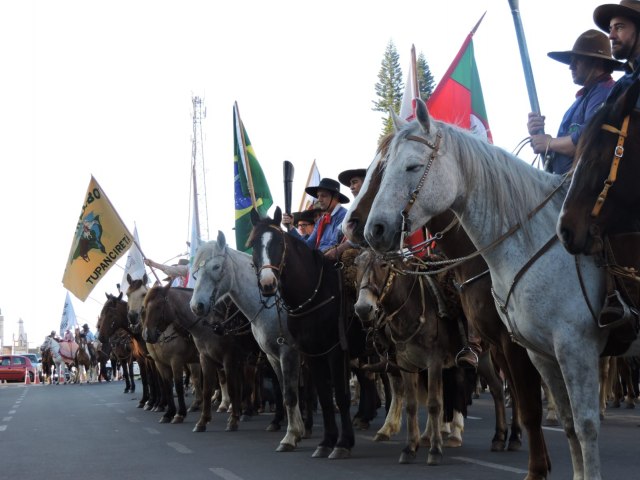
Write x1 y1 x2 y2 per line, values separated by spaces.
315 212 331 248
575 73 613 97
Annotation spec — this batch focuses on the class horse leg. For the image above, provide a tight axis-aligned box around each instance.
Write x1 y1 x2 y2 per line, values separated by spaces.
308 357 339 458
216 368 231 412
171 360 187 423
329 351 355 459
224 356 242 431
477 350 508 451
128 360 135 393
425 363 444 465
398 370 420 463
273 351 304 452
194 355 215 432
375 372 403 441
122 361 131 393
187 363 203 413
157 363 175 423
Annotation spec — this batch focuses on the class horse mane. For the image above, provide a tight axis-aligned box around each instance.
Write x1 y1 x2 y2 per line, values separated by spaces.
395 119 567 238
193 240 219 268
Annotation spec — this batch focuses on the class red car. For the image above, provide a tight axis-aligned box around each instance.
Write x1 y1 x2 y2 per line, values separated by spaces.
0 355 36 383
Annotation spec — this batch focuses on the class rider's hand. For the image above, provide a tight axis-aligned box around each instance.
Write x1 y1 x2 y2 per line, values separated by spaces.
527 112 545 136
281 213 294 227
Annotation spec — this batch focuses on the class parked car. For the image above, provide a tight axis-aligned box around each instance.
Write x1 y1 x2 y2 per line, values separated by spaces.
21 353 42 374
0 355 37 383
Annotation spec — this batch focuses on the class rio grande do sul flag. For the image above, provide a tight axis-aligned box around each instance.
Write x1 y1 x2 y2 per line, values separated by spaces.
427 15 492 143
62 176 133 301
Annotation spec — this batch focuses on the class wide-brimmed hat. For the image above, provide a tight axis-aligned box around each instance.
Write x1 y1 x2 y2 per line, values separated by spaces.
305 178 350 204
594 0 640 32
292 210 316 227
547 29 624 70
82 323 89 329
338 168 367 187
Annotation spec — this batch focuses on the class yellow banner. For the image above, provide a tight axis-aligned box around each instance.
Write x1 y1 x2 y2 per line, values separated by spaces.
62 176 133 301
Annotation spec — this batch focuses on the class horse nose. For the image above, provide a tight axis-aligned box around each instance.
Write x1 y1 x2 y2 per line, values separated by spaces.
355 302 373 322
557 226 574 250
192 302 205 316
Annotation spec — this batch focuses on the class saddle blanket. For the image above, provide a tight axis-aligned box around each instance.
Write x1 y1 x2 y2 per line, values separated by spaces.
59 341 79 360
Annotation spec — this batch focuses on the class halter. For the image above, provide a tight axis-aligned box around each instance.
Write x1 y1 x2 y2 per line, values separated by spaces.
256 225 288 278
590 115 630 218
399 131 443 251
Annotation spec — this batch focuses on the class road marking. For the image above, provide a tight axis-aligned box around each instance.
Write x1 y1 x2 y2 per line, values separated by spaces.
8 410 16 414
3 417 12 421
167 442 192 454
0 425 7 431
116 409 125 414
542 426 564 432
451 456 528 474
143 427 160 435
210 467 245 480
466 415 482 420
126 416 140 423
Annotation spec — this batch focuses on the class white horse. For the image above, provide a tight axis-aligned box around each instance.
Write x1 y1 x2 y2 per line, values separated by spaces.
190 232 305 452
364 98 640 480
41 337 72 384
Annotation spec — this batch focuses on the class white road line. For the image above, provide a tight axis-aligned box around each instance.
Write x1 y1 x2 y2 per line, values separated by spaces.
0 425 7 431
451 456 528 474
167 442 192 454
126 416 140 423
466 415 482 420
8 410 16 414
116 409 125 414
3 417 12 421
143 427 160 435
210 467 245 480
542 426 564 432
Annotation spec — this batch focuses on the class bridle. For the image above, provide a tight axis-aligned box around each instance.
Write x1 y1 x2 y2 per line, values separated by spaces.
256 225 288 279
399 131 443 251
590 114 630 218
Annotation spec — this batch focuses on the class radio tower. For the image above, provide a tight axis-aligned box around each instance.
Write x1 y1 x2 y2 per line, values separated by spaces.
191 96 209 242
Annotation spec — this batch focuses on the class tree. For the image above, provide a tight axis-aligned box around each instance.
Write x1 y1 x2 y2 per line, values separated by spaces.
416 52 436 102
372 40 404 137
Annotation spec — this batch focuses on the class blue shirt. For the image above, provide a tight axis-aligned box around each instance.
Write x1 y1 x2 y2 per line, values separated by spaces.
551 75 615 174
289 205 346 251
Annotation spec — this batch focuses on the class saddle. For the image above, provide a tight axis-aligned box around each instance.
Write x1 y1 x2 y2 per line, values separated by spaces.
599 233 640 356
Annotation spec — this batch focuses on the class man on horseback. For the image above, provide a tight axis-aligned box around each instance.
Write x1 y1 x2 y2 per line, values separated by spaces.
594 0 640 102
292 209 316 240
80 323 97 364
527 29 622 174
282 177 351 261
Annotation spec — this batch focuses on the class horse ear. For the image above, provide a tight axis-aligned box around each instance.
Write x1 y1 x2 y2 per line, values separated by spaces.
250 208 262 226
390 109 407 132
143 273 148 285
127 273 133 283
216 230 227 248
117 291 123 301
415 98 431 133
273 207 282 225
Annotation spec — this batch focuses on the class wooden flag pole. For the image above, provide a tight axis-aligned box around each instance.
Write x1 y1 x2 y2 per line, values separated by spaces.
234 101 258 210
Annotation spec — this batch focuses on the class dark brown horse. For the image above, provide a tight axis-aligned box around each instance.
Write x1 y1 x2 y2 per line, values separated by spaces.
558 78 640 255
248 208 369 460
342 136 549 478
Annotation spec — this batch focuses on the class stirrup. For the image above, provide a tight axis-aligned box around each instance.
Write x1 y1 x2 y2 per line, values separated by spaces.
598 290 638 329
455 347 478 369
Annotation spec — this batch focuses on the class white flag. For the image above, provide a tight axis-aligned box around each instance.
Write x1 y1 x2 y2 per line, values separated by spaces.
59 291 79 336
120 226 146 295
186 201 201 288
298 159 321 212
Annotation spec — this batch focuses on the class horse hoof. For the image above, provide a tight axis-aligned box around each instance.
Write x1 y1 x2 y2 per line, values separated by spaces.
240 414 251 422
491 440 506 452
399 449 417 464
328 447 351 460
193 424 207 433
171 415 184 424
159 417 171 424
216 406 227 413
427 448 443 466
265 423 281 432
124 388 130 394
303 428 312 439
507 440 522 452
374 433 390 442
311 446 332 458
276 443 295 452
444 436 462 448
626 402 636 409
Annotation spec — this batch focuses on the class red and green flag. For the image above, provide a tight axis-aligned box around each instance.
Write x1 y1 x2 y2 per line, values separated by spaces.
427 14 492 143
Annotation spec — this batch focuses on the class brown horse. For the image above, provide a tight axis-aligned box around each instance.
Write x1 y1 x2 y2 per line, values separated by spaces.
342 135 549 478
75 333 97 383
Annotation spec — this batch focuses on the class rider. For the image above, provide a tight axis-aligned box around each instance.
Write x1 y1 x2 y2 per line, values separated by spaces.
527 29 622 174
338 168 367 198
80 323 97 363
63 329 74 342
144 258 189 287
292 209 316 240
282 177 350 261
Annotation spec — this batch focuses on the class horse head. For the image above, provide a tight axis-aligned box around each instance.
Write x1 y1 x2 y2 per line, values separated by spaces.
126 273 149 329
353 249 389 325
98 291 125 343
141 283 174 343
190 231 230 317
558 78 640 255
248 207 285 297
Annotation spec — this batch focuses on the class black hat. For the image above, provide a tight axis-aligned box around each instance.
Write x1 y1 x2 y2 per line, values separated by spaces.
305 178 350 204
178 258 189 266
338 168 367 187
292 210 316 227
594 0 640 32
82 324 89 329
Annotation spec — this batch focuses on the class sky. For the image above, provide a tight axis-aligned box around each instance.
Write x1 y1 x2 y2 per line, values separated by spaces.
0 0 618 350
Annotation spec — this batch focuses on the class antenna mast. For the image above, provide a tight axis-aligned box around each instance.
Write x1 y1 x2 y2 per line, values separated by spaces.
190 96 209 241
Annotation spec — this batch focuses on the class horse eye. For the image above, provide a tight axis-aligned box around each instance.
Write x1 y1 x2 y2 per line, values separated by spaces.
406 164 422 172
212 264 220 271
192 272 198 281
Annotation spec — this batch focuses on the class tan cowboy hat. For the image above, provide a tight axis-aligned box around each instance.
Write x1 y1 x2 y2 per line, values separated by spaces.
305 178 350 204
594 0 640 32
547 29 624 70
338 168 367 187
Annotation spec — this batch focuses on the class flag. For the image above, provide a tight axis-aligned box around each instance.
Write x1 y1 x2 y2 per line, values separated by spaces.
119 225 146 296
399 45 420 121
233 102 273 253
59 291 79 336
298 159 321 212
186 201 200 288
427 14 492 143
62 176 133 301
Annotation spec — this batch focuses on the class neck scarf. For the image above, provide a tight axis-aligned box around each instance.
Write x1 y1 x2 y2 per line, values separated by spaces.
315 212 331 248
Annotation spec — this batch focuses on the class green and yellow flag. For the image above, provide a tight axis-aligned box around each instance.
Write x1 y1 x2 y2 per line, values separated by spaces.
233 102 273 253
62 176 133 301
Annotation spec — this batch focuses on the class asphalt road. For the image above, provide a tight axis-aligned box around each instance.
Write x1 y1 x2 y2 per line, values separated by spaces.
1 380 639 479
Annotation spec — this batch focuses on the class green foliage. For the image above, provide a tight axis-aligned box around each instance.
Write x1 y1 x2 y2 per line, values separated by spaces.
372 42 436 138
373 40 404 137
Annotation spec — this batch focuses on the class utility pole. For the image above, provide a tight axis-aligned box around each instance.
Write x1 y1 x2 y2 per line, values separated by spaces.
191 96 209 242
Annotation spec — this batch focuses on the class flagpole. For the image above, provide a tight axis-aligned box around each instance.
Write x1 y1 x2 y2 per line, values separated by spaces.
234 102 258 209
410 45 419 100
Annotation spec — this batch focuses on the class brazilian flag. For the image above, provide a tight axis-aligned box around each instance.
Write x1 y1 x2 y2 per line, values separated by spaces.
233 102 273 253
